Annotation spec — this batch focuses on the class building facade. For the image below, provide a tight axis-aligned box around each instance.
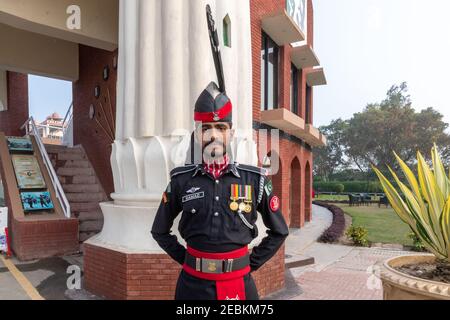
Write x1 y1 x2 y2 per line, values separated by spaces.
0 0 326 299
35 112 65 145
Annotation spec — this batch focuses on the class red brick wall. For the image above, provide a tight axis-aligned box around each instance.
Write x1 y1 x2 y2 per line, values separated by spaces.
73 45 117 198
252 244 286 297
251 0 315 227
0 72 29 136
11 218 79 261
84 244 180 300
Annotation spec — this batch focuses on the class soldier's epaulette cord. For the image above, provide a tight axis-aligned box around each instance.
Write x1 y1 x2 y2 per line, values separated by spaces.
170 164 198 179
236 164 268 176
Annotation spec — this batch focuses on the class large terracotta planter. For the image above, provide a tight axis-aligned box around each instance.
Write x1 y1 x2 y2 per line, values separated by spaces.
380 254 450 300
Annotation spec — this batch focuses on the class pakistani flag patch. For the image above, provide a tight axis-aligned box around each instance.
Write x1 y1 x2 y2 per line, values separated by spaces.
264 180 273 196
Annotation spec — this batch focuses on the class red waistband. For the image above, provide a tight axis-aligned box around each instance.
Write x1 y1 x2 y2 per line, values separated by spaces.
183 245 250 281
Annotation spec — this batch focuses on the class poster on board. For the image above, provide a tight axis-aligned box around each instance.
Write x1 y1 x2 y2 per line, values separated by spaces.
12 154 46 189
20 191 54 212
7 136 33 152
0 207 7 252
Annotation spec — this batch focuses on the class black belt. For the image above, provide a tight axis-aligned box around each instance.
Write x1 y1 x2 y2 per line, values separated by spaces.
184 251 250 274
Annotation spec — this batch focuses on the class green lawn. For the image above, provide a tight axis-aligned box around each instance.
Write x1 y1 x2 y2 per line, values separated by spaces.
316 194 382 201
336 204 413 246
316 194 349 201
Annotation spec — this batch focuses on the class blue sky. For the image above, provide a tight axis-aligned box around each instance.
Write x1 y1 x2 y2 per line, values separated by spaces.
313 0 450 127
28 75 72 122
29 0 450 127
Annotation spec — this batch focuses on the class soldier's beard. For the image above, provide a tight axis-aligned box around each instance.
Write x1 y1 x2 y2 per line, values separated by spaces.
203 141 228 163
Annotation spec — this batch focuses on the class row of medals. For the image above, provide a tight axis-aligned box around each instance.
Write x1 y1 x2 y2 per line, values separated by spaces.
230 199 252 213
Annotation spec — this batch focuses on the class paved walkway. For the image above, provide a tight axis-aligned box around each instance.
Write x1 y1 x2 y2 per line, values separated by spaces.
285 204 333 265
0 256 32 300
283 205 416 300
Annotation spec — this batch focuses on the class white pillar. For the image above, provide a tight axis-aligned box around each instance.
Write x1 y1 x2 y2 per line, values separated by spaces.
87 0 260 253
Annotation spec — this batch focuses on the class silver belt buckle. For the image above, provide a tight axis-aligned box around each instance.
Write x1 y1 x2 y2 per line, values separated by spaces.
195 257 201 272
225 259 234 273
201 258 223 273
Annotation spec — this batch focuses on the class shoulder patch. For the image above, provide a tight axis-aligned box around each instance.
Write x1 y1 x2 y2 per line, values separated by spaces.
236 164 268 176
170 165 198 178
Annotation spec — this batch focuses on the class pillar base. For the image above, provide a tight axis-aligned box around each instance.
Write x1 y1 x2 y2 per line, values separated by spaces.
84 242 181 300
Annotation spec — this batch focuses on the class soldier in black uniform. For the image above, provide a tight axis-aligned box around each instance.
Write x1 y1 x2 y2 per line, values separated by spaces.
151 5 288 300
151 81 289 300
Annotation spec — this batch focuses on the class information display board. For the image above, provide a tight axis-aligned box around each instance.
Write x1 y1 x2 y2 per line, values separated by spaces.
11 154 46 189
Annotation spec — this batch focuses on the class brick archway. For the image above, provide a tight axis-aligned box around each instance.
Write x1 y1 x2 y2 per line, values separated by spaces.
305 161 312 222
289 157 301 228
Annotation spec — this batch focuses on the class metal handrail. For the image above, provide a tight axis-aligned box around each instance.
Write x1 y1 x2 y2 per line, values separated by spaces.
62 103 73 129
62 103 74 147
20 117 71 218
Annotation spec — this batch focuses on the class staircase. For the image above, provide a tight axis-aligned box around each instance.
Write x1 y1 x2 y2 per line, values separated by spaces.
45 144 108 244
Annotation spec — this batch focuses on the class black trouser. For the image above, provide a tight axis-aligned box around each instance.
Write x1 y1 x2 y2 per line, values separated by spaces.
174 269 259 300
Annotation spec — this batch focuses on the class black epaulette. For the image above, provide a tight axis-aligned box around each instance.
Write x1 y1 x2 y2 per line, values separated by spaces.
170 164 198 179
236 164 269 176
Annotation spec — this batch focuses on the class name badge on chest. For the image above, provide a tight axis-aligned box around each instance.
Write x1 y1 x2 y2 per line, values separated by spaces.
182 192 205 203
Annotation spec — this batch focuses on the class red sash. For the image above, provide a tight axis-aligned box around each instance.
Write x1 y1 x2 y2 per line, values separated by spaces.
183 246 250 300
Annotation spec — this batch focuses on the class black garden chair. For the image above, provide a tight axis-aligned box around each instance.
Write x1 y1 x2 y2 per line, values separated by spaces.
348 194 362 207
378 195 389 208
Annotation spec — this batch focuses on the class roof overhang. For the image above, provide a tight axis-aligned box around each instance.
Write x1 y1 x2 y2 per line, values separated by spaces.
260 108 326 147
306 68 327 86
291 44 320 69
261 108 305 132
261 9 305 46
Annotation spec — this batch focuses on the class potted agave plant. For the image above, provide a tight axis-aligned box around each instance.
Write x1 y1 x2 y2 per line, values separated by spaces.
373 145 450 300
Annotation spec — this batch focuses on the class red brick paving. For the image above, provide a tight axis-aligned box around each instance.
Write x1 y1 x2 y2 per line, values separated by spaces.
291 247 414 300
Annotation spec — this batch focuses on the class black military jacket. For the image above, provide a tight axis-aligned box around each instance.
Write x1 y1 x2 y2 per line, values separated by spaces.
151 162 289 272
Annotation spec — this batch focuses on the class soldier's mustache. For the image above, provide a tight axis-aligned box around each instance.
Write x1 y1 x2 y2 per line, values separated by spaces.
205 140 225 149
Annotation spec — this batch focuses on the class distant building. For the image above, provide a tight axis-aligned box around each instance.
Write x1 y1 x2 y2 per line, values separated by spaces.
35 112 64 145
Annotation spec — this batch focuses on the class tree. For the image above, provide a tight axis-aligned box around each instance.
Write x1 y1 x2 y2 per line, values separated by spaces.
313 119 348 181
315 82 450 182
341 82 450 175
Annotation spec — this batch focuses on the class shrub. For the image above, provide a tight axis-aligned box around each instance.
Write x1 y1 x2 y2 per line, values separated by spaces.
373 144 450 262
313 181 382 193
407 232 426 252
314 201 346 243
346 225 369 247
334 184 345 194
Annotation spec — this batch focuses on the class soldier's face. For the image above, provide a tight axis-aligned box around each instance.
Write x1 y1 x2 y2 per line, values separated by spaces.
197 122 233 160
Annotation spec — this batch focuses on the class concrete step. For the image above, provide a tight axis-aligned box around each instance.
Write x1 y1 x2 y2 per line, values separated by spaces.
57 167 95 177
64 160 91 168
44 145 67 153
79 220 104 233
70 202 101 212
79 232 98 243
66 192 105 203
63 184 102 193
71 175 97 185
78 210 103 222
57 152 87 161
62 147 84 154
